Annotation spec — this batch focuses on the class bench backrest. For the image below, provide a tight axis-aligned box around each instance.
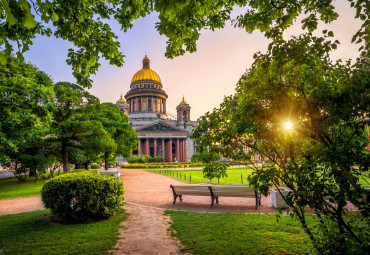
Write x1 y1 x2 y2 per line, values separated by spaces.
97 170 118 176
210 185 255 197
172 185 211 196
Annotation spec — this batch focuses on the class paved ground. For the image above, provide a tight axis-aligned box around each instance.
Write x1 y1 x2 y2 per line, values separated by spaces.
121 168 277 213
0 196 44 215
110 204 191 255
0 168 280 216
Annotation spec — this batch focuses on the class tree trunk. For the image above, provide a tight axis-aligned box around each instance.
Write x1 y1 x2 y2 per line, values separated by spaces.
62 139 68 172
105 152 109 170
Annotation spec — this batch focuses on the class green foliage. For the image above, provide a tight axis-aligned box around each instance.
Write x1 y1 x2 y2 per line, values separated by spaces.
91 164 100 169
47 81 104 172
191 151 220 163
1 1 367 86
0 56 54 166
127 155 153 163
153 156 164 162
203 162 228 184
0 209 126 255
41 172 124 222
192 34 370 253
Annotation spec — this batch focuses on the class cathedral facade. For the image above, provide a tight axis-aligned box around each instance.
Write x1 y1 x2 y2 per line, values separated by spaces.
116 55 198 162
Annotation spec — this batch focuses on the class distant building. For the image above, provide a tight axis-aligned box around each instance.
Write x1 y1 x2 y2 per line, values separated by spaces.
116 55 198 162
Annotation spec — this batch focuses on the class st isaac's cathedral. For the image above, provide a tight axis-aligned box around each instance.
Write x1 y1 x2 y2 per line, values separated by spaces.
115 55 198 162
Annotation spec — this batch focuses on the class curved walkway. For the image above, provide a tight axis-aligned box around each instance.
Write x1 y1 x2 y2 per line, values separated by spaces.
121 168 277 213
0 168 279 215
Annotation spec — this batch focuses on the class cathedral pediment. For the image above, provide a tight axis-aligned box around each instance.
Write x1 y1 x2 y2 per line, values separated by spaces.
136 121 187 133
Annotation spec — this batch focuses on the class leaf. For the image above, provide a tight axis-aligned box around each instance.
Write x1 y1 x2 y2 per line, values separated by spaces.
51 12 59 22
0 52 7 65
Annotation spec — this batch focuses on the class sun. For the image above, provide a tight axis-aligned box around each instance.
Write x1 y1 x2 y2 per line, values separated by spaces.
284 121 293 130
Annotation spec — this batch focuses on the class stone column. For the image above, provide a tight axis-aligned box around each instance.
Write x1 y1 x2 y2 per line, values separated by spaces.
145 138 150 156
138 139 141 156
179 139 183 162
154 139 157 157
183 138 187 162
168 138 172 162
176 139 180 162
161 139 165 159
163 99 166 113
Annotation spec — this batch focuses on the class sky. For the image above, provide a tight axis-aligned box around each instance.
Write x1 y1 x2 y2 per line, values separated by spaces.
24 1 363 120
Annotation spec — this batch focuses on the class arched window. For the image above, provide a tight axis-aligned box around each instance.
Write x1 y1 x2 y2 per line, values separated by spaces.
133 101 136 112
154 99 157 111
183 111 188 120
148 99 152 111
138 99 141 111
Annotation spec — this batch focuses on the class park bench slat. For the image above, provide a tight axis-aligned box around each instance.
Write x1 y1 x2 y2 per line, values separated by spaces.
170 184 261 209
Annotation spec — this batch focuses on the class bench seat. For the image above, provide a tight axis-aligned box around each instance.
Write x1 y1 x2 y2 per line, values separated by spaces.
170 184 261 209
97 170 121 179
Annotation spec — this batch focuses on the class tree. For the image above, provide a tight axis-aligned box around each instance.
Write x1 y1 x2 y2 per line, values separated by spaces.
1 1 367 87
88 103 137 170
47 81 105 172
203 162 228 184
192 34 370 253
0 56 54 171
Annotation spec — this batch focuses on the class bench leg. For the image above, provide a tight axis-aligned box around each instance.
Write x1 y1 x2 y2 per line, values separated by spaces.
216 196 219 204
179 195 183 202
172 195 177 204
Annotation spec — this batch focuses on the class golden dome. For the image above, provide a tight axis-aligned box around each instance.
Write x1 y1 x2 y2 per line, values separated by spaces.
117 94 126 103
180 96 188 105
131 55 162 84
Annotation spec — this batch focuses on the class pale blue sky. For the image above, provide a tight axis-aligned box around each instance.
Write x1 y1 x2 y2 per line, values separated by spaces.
23 1 363 120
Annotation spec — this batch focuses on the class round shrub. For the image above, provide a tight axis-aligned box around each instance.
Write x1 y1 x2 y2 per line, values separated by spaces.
41 172 124 221
90 164 100 169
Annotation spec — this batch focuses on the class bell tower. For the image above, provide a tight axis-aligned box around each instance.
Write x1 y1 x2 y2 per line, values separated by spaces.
176 96 191 121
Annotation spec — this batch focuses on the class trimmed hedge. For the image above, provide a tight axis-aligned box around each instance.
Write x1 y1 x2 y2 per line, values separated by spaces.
120 161 248 169
41 172 124 221
90 164 100 169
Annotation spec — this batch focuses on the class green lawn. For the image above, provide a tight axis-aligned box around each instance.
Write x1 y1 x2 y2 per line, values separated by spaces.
167 210 313 255
0 176 49 199
0 209 125 255
0 170 97 200
147 168 370 188
147 167 254 185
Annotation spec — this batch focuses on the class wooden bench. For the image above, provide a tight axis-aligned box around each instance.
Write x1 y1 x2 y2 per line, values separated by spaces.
97 170 121 179
170 184 262 209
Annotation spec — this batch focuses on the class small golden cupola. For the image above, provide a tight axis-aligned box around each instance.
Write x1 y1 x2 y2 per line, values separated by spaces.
116 93 129 116
176 96 191 121
117 94 126 103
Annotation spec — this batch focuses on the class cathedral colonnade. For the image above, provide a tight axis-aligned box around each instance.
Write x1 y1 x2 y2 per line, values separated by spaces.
135 137 187 162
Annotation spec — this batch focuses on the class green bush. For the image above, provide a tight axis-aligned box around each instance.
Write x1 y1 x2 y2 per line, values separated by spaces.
41 172 124 222
90 164 100 169
153 156 164 162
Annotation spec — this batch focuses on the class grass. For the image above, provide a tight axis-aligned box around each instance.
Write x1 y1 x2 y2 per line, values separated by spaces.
166 210 313 255
147 167 254 185
0 169 97 200
0 209 125 255
147 168 370 188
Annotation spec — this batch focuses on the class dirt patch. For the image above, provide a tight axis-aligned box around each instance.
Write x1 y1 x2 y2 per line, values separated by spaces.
110 204 190 255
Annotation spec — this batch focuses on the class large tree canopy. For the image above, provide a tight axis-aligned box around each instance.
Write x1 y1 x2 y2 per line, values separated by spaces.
1 0 367 87
192 34 370 253
0 56 54 164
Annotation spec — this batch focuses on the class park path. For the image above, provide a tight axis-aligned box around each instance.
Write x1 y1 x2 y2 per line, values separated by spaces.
0 167 277 215
0 195 44 215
